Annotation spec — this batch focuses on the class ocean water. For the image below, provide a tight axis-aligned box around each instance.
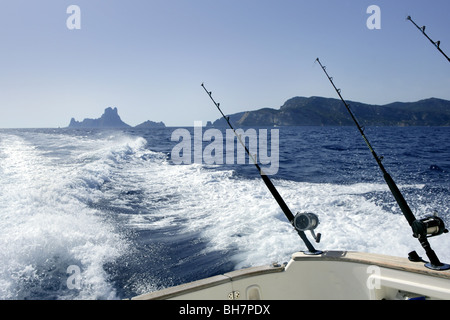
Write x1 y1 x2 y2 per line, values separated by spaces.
0 126 449 300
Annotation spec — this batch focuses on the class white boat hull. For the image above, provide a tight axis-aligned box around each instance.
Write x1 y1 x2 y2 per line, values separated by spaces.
132 251 450 300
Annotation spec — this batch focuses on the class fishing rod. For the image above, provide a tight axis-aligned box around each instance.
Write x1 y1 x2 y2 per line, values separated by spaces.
406 15 450 63
201 83 322 255
315 58 449 270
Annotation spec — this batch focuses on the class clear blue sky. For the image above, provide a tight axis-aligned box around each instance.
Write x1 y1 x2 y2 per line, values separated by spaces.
0 0 449 128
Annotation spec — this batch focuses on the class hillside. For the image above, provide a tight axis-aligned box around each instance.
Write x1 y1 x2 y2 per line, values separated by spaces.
212 97 450 127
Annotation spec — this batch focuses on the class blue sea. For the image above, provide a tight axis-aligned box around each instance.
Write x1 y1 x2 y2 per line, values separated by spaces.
0 126 449 300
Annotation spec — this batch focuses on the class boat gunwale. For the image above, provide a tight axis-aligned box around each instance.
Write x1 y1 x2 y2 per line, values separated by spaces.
292 250 450 280
131 264 285 300
130 250 450 300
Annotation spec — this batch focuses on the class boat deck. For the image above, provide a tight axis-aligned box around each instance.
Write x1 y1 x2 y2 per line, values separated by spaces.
132 250 450 300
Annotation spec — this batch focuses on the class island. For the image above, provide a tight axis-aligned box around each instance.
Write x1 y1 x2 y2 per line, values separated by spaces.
68 107 166 129
212 97 450 127
134 120 166 129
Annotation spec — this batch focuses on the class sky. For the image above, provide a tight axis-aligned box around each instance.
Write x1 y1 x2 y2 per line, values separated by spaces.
0 0 449 128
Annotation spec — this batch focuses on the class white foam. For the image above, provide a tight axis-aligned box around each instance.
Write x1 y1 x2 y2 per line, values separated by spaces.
1 130 448 299
0 133 132 299
131 157 450 270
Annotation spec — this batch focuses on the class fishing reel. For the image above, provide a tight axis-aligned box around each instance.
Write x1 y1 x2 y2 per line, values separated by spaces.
411 214 448 239
293 212 321 243
410 214 450 271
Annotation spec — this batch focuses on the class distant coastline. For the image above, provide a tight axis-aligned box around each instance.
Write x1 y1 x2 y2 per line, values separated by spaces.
68 107 166 129
67 96 450 129
212 97 450 127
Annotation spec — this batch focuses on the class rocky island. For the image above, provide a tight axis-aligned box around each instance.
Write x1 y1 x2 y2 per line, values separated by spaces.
68 107 166 129
213 97 450 127
134 120 166 129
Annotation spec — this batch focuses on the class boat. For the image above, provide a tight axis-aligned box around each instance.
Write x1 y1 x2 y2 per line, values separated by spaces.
130 82 450 301
132 250 450 300
132 22 450 300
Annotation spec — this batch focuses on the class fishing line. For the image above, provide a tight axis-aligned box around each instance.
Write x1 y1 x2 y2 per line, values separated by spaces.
201 83 322 254
407 16 450 63
315 58 449 270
